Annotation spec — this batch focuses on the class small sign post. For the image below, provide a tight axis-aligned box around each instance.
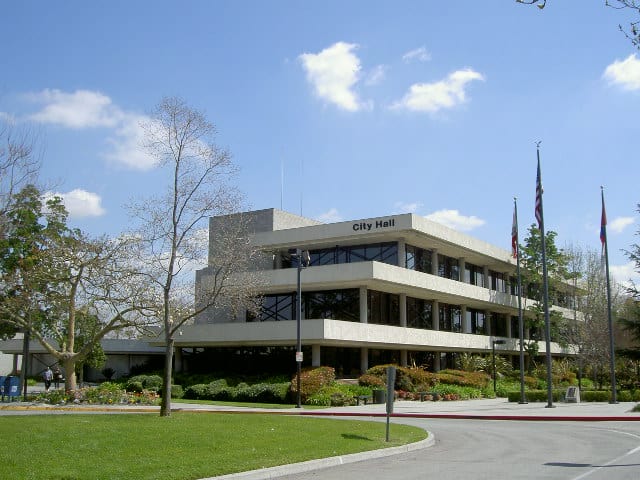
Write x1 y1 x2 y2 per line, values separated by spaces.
385 366 396 442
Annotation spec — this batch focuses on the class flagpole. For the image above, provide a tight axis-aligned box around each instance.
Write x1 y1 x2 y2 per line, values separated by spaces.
535 144 554 408
514 197 527 404
601 186 618 403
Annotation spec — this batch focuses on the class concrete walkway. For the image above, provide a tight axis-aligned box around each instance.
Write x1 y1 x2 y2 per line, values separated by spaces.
2 396 640 420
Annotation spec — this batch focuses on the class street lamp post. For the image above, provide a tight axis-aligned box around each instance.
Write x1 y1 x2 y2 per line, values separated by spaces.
492 339 506 394
294 248 310 408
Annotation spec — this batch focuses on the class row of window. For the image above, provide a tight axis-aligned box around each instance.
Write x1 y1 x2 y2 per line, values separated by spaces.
250 289 527 339
278 242 515 295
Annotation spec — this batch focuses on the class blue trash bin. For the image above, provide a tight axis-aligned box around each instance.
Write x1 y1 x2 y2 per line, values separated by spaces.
4 376 20 402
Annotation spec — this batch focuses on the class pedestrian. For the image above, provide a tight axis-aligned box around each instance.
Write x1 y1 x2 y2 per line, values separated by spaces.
53 366 63 389
43 366 53 392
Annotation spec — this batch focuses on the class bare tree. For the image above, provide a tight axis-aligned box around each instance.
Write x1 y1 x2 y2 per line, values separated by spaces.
517 0 640 50
130 97 260 416
0 120 41 240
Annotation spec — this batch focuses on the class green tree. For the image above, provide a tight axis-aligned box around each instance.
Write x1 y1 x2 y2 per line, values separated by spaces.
619 203 640 357
0 185 155 389
519 224 572 369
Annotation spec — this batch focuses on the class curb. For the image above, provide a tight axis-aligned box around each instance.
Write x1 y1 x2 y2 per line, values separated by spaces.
202 433 435 480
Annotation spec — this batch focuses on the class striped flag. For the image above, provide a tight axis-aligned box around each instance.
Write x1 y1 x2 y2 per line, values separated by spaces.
535 158 543 228
600 192 607 251
511 202 518 258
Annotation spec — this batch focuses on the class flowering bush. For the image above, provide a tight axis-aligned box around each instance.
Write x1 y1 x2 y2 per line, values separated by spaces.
35 382 160 406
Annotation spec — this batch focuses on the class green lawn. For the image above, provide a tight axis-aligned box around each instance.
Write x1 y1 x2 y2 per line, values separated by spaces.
0 413 427 480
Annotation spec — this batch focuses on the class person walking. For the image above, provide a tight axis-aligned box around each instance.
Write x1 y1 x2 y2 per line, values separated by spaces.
42 366 53 392
53 366 63 389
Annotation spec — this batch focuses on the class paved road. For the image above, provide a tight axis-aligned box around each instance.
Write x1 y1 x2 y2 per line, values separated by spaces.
273 418 640 480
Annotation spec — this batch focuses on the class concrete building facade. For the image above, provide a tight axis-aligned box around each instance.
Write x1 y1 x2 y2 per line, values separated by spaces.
180 208 575 375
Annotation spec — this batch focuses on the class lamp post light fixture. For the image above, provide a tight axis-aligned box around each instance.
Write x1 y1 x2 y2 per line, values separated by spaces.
492 339 506 394
293 248 310 408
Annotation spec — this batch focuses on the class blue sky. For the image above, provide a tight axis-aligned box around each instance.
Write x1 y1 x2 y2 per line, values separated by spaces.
1 1 639 285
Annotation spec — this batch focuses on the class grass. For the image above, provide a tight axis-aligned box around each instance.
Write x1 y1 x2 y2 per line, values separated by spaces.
0 413 426 480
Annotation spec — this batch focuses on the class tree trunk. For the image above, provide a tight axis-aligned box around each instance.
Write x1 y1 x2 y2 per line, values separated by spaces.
63 358 77 391
160 336 175 417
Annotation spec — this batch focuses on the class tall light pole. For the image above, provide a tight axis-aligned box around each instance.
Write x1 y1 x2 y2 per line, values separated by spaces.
294 248 310 408
492 339 506 394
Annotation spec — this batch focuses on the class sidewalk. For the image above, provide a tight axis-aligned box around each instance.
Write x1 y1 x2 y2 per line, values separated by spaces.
3 396 639 421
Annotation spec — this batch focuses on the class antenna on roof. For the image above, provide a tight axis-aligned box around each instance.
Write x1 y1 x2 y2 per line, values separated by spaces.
280 156 284 210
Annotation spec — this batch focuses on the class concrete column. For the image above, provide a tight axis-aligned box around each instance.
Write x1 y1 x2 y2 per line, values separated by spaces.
397 239 406 268
400 350 408 367
462 305 470 333
432 300 440 331
483 265 490 289
359 286 368 324
399 293 407 328
459 258 466 283
431 249 439 276
174 347 183 372
312 344 321 367
433 352 441 372
506 315 512 338
275 251 282 269
485 310 491 336
360 348 369 373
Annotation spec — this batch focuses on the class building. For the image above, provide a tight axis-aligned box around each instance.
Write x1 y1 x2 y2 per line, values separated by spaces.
177 208 575 376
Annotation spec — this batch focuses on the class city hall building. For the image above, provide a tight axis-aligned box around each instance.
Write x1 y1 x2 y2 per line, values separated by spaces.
176 208 575 376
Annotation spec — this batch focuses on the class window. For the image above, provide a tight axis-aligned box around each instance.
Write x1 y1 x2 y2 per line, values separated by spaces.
405 245 433 273
490 270 506 292
407 297 433 329
285 242 398 268
439 303 461 332
438 255 459 281
368 290 400 326
304 289 359 321
467 308 486 335
465 262 484 287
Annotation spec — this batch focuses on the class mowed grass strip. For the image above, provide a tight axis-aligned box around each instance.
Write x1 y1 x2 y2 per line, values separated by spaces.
0 413 427 480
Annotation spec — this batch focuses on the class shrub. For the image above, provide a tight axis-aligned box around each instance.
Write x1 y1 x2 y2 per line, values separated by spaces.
171 385 184 399
437 369 490 389
358 374 385 388
581 390 612 402
506 390 563 402
126 375 163 393
290 366 336 403
183 384 210 400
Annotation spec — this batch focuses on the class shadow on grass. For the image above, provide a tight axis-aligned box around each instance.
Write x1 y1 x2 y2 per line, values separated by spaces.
341 433 374 441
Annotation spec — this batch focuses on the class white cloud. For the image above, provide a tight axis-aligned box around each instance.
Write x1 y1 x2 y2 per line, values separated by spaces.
365 65 387 86
299 42 365 111
391 68 485 113
21 89 155 171
609 216 635 234
103 113 158 171
603 54 640 91
394 201 422 213
425 209 485 231
402 46 431 63
610 261 640 289
316 208 342 223
45 189 106 218
26 89 122 129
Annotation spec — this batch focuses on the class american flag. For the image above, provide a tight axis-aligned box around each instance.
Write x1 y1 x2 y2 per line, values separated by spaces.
535 158 543 228
511 202 518 258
